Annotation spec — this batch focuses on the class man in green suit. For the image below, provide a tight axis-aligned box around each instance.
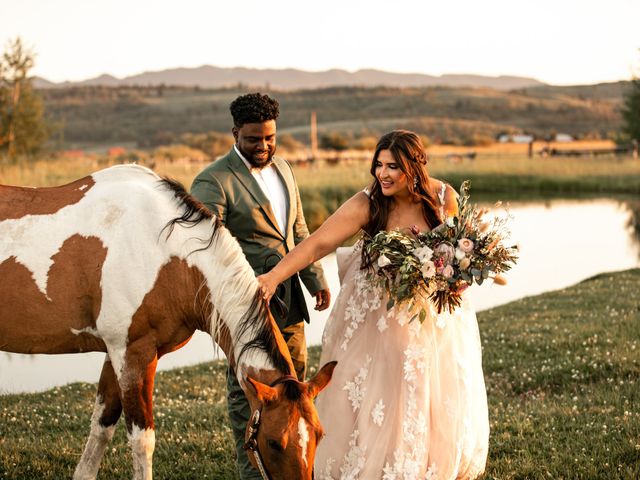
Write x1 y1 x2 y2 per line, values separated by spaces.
190 93 330 479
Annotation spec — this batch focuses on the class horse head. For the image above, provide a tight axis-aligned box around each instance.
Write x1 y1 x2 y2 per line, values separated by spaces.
244 361 337 480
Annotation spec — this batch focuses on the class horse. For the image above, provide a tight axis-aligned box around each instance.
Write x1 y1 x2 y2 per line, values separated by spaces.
0 164 336 480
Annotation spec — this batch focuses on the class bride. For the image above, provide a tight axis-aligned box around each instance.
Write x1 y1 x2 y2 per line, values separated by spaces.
258 130 489 479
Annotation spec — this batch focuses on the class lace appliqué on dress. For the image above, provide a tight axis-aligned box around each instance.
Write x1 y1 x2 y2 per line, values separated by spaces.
340 430 367 480
343 355 372 412
339 253 383 350
371 399 385 427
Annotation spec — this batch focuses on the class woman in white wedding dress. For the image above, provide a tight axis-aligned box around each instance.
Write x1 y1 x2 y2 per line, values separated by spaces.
258 130 489 479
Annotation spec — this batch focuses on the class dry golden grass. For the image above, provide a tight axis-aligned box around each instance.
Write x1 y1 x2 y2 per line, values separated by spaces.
428 139 617 156
1 141 637 195
0 157 202 190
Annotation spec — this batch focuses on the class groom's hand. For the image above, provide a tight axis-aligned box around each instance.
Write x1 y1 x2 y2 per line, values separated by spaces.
314 288 331 311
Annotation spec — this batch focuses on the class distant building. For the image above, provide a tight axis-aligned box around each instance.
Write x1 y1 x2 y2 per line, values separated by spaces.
554 133 574 142
512 134 534 143
497 134 534 143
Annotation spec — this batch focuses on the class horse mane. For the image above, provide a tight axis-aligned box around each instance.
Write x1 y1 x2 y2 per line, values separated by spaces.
236 292 296 376
159 177 221 254
159 176 293 376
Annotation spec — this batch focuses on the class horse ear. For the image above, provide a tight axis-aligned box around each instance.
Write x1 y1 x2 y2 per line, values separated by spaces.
306 361 338 399
246 376 279 404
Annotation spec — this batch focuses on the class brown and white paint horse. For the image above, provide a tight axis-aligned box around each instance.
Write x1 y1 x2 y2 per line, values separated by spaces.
0 164 336 480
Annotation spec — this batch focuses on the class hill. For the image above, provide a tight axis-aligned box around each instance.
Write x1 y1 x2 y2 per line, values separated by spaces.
33 65 545 91
40 82 626 149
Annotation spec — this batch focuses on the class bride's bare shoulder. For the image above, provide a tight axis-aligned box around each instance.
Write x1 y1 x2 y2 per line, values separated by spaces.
428 178 458 215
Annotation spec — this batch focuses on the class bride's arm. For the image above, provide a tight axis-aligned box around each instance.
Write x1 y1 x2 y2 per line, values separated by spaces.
258 191 369 300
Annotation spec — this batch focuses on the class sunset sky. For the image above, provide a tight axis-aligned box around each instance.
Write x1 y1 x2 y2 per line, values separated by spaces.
2 0 639 86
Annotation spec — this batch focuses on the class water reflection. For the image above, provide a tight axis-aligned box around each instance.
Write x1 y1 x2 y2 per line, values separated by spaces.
1 198 639 394
624 200 640 258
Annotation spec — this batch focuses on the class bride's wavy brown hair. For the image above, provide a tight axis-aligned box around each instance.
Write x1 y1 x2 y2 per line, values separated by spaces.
361 130 442 269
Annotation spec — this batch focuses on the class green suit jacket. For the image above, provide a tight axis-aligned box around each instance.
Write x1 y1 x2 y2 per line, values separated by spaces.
190 148 328 329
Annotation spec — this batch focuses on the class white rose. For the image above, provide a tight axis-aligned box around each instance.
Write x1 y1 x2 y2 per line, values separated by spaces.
421 260 436 279
377 254 391 268
455 247 466 260
413 245 434 262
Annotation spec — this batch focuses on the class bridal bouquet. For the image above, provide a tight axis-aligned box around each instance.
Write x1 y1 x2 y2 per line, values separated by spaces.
363 181 518 319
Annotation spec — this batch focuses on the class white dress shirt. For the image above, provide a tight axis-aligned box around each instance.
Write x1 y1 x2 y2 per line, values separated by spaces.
235 145 289 234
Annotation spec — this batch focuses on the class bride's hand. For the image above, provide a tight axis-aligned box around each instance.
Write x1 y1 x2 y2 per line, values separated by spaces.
256 273 277 303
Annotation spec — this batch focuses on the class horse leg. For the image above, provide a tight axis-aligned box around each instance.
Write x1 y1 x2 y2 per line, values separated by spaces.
119 344 158 480
74 356 122 480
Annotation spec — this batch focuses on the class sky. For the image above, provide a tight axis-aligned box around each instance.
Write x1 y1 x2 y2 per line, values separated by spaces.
2 0 639 86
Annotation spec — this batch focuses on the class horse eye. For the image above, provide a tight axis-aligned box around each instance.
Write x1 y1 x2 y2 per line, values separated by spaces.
267 439 284 452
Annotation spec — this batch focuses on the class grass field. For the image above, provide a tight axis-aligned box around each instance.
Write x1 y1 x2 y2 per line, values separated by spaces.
1 269 638 479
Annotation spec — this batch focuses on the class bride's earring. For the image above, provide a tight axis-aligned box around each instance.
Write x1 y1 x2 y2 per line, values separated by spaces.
413 176 418 189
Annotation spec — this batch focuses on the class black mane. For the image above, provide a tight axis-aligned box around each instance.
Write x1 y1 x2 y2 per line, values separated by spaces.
236 292 296 376
160 177 221 253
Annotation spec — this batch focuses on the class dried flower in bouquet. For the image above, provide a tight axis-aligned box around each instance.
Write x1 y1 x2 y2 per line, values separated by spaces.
364 181 518 320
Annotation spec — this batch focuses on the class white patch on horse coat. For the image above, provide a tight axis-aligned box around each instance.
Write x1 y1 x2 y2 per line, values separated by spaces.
298 417 310 466
71 326 101 338
1 165 171 376
128 425 155 480
73 396 116 480
1 164 279 380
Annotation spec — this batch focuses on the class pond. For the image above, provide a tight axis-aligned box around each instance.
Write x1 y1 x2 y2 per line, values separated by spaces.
1 197 639 394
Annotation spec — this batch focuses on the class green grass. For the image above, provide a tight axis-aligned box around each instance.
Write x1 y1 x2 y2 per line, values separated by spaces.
1 270 638 479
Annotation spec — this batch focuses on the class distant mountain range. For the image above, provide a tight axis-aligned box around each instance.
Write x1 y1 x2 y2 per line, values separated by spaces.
33 65 546 91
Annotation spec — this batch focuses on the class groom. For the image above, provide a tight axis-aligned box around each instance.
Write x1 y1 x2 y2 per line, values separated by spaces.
191 92 330 479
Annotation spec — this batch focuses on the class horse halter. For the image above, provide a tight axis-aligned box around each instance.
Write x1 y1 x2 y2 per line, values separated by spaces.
243 375 305 480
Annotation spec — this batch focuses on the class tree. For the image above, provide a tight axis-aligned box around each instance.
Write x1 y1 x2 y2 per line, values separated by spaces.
0 37 49 158
320 131 350 151
622 77 640 142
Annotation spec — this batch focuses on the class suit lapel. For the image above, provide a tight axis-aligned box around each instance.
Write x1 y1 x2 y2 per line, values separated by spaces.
227 149 283 238
273 157 295 237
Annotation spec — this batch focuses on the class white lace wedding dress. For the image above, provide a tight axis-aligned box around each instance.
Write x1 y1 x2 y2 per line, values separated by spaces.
314 240 489 480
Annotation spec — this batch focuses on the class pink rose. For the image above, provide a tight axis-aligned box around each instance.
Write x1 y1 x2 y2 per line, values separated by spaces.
457 238 474 253
442 265 454 278
434 242 455 264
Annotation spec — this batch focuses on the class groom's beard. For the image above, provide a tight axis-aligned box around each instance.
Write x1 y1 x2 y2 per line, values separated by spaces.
240 145 275 169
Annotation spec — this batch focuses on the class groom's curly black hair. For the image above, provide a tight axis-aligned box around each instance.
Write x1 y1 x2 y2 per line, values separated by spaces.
230 93 280 128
